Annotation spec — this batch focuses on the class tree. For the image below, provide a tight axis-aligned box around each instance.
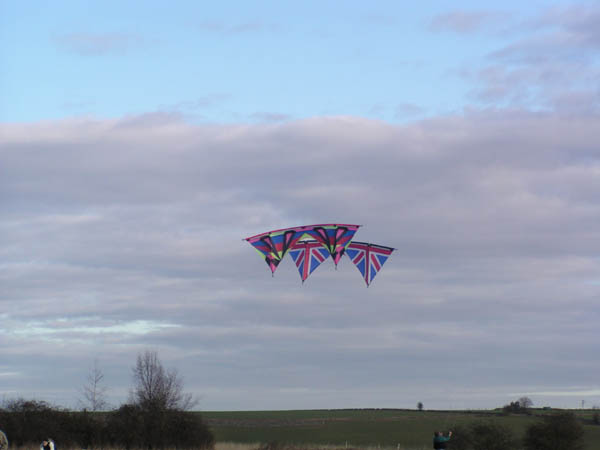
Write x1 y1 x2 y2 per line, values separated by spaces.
80 359 108 411
503 398 532 414
523 413 584 450
131 350 197 411
519 396 533 409
124 350 212 449
502 401 522 414
417 401 424 411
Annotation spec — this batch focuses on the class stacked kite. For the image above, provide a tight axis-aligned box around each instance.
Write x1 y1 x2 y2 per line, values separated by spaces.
244 224 394 286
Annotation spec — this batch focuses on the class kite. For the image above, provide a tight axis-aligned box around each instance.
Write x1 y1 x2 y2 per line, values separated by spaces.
345 241 395 286
289 240 331 283
244 224 360 275
244 223 394 286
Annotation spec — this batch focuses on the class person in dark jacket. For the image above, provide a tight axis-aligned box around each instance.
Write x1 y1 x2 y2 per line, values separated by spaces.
433 430 452 449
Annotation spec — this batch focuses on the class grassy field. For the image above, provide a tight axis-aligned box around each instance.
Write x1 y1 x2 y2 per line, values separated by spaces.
202 408 600 450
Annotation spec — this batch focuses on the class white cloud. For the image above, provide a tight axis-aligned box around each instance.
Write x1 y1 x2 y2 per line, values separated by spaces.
514 389 600 397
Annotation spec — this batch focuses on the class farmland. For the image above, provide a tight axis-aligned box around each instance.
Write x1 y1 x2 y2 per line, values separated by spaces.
202 408 600 450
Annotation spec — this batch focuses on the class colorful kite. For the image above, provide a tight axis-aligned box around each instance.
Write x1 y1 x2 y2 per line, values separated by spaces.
244 224 360 275
244 223 394 286
345 241 395 286
289 240 331 283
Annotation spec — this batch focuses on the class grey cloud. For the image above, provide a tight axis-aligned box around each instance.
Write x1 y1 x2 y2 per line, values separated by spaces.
468 4 600 111
55 32 148 56
429 10 511 33
535 4 600 48
196 21 278 35
395 103 425 118
2 112 600 410
249 112 293 122
169 94 231 111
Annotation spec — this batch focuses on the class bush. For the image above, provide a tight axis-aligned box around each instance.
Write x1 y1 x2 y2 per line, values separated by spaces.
448 421 519 450
107 404 144 449
0 399 65 446
443 424 472 450
523 413 584 450
0 399 213 450
107 403 214 450
469 421 519 450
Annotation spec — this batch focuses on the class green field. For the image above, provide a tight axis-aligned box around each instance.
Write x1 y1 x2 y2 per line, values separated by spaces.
202 408 600 450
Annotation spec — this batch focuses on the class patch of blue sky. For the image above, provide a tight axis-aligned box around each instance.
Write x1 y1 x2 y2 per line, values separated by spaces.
0 0 586 123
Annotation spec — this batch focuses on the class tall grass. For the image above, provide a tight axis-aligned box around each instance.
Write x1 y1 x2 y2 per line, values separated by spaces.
5 442 429 450
215 443 429 450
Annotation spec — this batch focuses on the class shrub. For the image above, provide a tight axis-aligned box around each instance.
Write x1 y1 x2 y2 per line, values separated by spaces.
447 421 519 450
0 399 213 450
107 403 214 450
444 424 472 450
0 399 64 446
523 413 584 450
469 421 519 450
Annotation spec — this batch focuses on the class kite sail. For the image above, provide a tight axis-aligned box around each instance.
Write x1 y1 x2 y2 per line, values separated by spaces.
244 224 360 275
245 227 302 274
345 241 395 286
289 240 331 283
303 224 358 266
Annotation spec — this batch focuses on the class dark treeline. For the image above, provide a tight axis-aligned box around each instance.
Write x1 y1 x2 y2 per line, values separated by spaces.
0 399 214 450
446 412 585 450
0 351 214 450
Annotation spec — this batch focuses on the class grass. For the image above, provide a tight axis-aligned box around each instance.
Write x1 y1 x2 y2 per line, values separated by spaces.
202 408 600 450
215 443 425 450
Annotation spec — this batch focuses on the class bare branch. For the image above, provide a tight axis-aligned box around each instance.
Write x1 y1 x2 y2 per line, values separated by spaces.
131 350 197 411
80 359 108 411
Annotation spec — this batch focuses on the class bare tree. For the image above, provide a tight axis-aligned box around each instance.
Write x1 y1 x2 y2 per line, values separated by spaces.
131 350 196 411
81 359 108 411
519 396 533 409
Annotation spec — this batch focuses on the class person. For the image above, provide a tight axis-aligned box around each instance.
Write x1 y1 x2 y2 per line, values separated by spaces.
433 430 452 449
0 430 8 450
41 438 55 450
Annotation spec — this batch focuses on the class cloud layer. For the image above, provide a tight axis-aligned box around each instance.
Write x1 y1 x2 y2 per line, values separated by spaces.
2 109 599 410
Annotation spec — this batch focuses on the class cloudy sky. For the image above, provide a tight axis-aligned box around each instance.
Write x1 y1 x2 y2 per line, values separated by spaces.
1 0 599 411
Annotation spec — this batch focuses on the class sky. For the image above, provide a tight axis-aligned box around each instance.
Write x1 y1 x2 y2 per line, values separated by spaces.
1 0 599 412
